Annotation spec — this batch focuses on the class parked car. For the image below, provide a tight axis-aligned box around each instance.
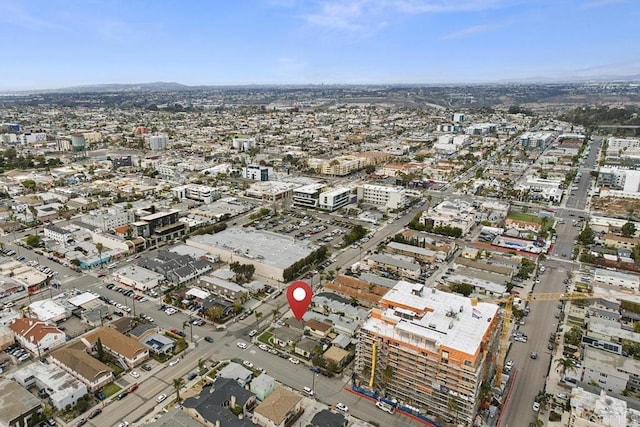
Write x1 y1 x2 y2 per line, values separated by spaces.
288 357 300 365
204 336 214 343
129 371 140 379
141 363 152 371
169 358 180 366
157 394 167 403
303 386 314 396
88 409 102 419
237 342 248 349
336 402 348 412
243 360 254 369
248 329 258 337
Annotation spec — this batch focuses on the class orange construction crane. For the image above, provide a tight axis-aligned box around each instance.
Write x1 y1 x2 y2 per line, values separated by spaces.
474 291 614 387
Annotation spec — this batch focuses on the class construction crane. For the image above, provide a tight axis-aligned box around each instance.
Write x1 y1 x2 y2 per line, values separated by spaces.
474 291 613 387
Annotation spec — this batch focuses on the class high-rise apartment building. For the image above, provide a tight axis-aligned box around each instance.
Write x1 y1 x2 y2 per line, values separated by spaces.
355 281 500 425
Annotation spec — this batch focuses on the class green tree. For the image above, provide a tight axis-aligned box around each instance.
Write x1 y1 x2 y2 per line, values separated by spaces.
95 242 105 267
173 377 185 403
22 179 36 191
450 282 474 297
96 338 105 362
233 299 243 315
207 306 224 322
25 234 41 248
622 222 637 238
577 225 595 246
447 397 459 425
254 311 263 328
197 358 207 385
555 357 577 376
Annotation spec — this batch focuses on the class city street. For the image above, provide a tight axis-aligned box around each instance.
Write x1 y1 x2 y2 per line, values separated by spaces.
499 267 569 427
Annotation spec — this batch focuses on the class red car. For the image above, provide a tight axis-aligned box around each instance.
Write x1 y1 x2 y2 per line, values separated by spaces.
128 384 138 393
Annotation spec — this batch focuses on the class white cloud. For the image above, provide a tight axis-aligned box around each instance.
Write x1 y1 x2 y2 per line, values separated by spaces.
442 24 492 40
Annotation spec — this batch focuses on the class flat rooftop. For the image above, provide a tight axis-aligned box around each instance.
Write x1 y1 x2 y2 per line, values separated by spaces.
362 280 499 357
188 228 317 269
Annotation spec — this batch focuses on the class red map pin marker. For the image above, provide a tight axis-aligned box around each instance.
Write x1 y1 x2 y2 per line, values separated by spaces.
286 281 312 321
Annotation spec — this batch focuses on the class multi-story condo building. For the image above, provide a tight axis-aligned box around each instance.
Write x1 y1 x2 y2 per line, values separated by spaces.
172 184 220 204
355 281 500 425
82 206 136 231
357 184 407 210
131 208 186 248
243 164 270 181
148 134 168 151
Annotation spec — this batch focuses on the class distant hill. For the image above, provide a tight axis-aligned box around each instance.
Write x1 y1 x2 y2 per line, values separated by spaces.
51 81 192 93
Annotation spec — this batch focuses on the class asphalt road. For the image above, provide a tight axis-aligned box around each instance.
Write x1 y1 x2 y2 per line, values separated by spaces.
500 267 569 427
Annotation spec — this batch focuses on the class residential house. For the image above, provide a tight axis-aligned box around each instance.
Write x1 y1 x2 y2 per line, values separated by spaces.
183 380 258 426
294 337 318 359
272 328 301 350
252 387 303 427
49 342 114 391
310 410 347 427
9 317 66 355
304 319 332 339
250 373 276 402
82 326 149 368
216 362 253 387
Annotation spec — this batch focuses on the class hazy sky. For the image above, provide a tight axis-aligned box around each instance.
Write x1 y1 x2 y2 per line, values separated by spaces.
1 0 638 90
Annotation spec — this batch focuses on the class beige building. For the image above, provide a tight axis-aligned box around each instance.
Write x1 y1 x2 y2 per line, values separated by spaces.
252 387 303 427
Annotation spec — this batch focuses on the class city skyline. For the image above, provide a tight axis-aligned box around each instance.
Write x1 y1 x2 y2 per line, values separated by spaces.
1 0 639 90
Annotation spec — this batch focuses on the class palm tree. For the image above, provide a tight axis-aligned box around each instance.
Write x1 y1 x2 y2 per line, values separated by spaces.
271 306 281 323
555 357 577 376
197 358 207 385
173 377 185 403
95 242 104 268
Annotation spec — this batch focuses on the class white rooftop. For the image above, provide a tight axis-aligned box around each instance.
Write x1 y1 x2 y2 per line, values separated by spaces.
68 292 100 307
362 281 499 356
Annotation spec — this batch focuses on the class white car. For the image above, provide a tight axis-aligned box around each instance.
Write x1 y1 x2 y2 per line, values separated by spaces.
258 344 269 351
248 329 258 337
237 342 248 349
289 357 300 365
129 371 140 379
157 394 167 403
169 358 180 366
336 402 348 412
533 402 540 412
243 360 254 368
556 393 569 400
303 386 314 396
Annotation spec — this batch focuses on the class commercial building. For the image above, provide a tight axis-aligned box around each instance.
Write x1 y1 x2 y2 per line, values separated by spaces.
43 224 73 244
113 265 163 291
319 187 351 211
355 281 500 425
243 164 270 181
419 200 476 236
81 206 136 231
28 299 71 323
292 183 327 209
131 208 186 248
172 184 220 204
357 184 407 211
593 268 640 291
186 228 317 282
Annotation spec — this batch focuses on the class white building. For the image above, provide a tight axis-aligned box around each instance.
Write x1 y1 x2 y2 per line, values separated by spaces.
243 164 270 181
607 137 640 154
319 187 351 211
593 268 640 290
569 387 637 427
148 134 169 151
43 224 73 244
81 206 135 231
292 183 326 209
172 184 220 204
357 184 407 210
113 265 163 291
598 167 640 194
420 199 476 236
13 361 88 411
28 300 71 323
519 131 555 148
8 318 66 355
